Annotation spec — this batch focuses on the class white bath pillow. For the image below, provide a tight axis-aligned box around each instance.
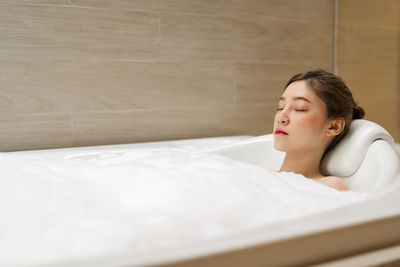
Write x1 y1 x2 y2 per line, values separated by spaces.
321 119 394 178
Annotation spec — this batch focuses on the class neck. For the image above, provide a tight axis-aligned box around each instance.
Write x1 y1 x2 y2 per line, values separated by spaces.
279 149 325 178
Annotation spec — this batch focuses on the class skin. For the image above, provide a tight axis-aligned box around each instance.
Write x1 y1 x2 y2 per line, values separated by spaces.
273 80 349 191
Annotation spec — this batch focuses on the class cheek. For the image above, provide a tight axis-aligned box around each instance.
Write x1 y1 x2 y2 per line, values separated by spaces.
295 113 326 135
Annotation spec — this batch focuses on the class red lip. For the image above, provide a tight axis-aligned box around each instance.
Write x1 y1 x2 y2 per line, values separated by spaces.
275 129 288 135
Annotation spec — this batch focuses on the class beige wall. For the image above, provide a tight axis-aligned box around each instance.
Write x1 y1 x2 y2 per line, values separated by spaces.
0 0 334 151
337 0 400 142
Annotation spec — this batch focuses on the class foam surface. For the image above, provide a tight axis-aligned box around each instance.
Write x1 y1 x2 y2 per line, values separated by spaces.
0 149 367 266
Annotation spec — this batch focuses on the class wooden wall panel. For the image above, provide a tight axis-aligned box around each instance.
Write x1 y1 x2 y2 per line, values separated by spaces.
0 3 160 62
337 0 400 141
236 64 312 106
159 14 333 63
0 61 236 114
0 114 72 151
69 0 301 19
71 105 275 147
0 0 334 151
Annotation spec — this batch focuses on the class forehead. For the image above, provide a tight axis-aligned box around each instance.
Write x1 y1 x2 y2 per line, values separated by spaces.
281 80 321 103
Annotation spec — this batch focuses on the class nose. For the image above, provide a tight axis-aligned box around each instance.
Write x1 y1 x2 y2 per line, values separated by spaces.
277 110 289 125
280 116 289 125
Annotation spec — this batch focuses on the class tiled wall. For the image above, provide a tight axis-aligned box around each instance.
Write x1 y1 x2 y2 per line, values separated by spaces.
337 0 400 141
0 0 334 151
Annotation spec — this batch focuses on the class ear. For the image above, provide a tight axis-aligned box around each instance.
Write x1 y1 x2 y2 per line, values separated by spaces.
326 118 345 136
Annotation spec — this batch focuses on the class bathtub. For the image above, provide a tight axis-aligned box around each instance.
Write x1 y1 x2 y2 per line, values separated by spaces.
3 120 400 266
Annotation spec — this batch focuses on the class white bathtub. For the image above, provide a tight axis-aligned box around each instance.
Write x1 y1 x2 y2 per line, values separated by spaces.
3 121 400 266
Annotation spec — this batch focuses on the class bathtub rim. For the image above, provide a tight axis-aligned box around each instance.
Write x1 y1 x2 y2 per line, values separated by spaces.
29 183 400 267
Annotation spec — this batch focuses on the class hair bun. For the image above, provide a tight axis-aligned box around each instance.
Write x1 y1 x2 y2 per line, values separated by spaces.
352 105 365 120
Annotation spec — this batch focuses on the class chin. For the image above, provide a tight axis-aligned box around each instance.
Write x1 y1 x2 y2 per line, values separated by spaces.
273 141 287 152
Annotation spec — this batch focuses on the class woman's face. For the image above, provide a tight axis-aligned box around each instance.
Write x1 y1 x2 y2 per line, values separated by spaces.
273 80 332 154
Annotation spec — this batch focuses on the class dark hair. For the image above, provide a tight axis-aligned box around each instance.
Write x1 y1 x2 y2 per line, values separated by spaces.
285 69 365 154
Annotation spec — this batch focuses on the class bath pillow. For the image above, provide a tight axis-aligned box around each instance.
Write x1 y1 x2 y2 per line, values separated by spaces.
320 119 395 178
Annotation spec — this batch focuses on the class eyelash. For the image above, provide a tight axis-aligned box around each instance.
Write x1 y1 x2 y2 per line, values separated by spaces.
276 108 306 112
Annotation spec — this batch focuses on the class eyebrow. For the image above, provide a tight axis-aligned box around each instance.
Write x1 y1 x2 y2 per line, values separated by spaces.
279 96 311 103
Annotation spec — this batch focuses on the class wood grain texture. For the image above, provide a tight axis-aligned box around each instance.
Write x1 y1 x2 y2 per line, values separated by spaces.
0 0 334 151
0 61 235 114
70 0 302 20
160 14 333 63
0 3 160 62
0 113 72 151
236 63 311 105
337 0 400 141
71 105 274 147
337 0 399 27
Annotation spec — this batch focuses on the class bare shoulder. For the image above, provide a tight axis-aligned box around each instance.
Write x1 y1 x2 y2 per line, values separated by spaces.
315 176 349 191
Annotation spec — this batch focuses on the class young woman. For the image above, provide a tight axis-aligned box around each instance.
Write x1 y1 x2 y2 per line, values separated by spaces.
274 69 365 191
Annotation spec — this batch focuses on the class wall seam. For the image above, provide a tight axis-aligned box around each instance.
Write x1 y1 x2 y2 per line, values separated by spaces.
333 0 338 75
